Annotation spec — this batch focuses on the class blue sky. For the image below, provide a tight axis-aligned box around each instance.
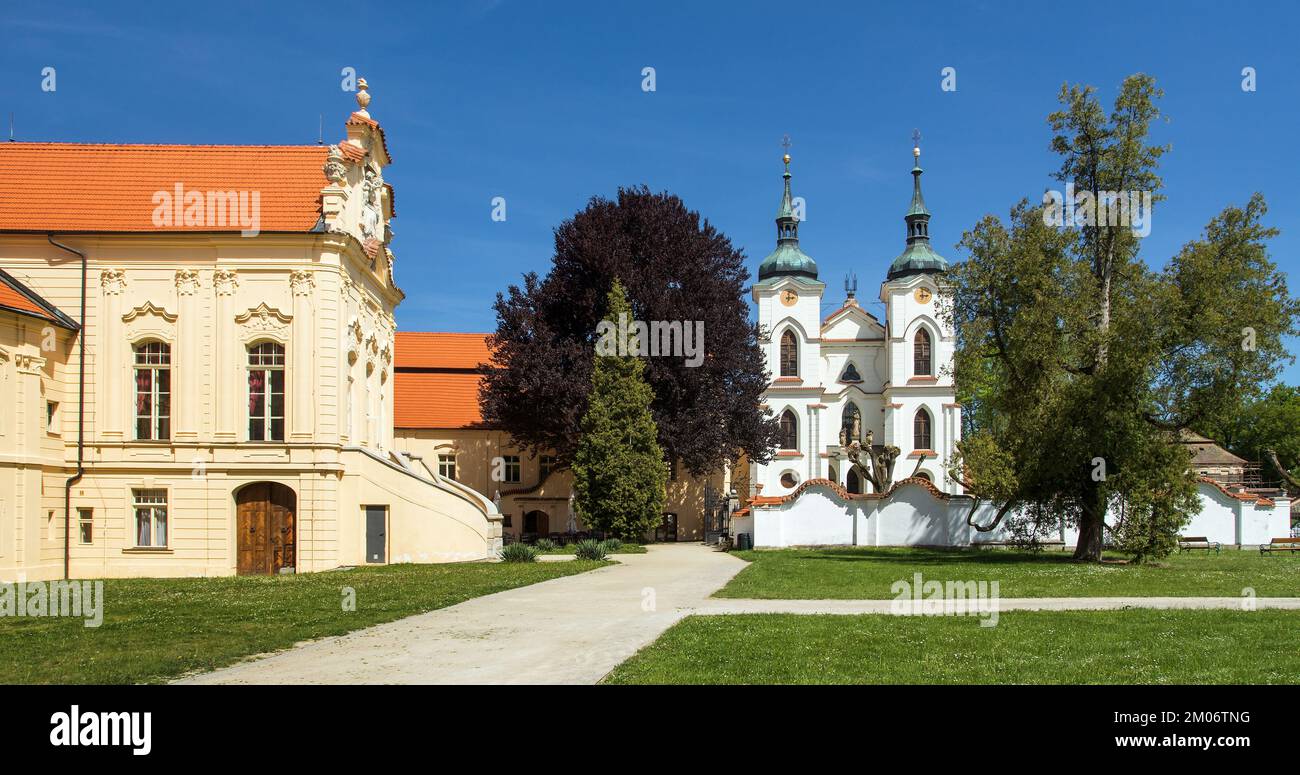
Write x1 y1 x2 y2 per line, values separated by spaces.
4 0 1298 382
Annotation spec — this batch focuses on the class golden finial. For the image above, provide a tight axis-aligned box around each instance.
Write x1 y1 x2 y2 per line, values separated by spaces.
783 153 791 165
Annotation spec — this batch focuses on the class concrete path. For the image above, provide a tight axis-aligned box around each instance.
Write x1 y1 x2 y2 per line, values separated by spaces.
179 545 1299 685
179 543 747 685
697 597 1300 615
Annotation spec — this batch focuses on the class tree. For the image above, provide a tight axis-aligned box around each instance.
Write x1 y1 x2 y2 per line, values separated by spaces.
572 280 668 540
947 74 1299 561
481 185 780 475
1200 385 1300 491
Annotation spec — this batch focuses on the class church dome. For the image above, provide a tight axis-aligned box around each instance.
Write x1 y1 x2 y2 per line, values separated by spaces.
757 154 818 281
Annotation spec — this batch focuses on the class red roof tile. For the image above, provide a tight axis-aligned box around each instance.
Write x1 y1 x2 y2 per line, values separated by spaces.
393 371 486 429
394 332 493 370
0 142 328 233
0 268 77 328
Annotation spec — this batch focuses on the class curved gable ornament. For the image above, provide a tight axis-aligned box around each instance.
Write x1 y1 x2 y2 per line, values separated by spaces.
121 301 177 324
235 303 293 340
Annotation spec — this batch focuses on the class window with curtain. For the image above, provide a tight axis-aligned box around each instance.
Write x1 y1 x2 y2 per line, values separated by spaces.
133 489 168 547
248 342 286 441
914 408 932 451
134 341 171 440
780 409 798 450
780 330 798 377
914 328 932 376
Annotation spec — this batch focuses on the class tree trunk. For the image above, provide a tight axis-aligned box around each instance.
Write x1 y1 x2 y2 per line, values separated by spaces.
1073 482 1106 561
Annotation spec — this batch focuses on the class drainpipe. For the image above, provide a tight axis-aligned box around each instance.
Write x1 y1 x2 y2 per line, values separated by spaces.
48 234 86 581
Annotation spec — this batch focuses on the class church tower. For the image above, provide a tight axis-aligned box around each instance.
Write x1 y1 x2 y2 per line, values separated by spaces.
752 153 828 491
879 140 961 492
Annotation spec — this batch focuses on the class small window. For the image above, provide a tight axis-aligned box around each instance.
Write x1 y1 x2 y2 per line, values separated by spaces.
839 362 861 382
540 455 556 480
914 329 932 377
77 508 93 545
668 457 678 482
134 341 171 440
779 410 798 450
133 489 168 547
779 331 798 377
780 471 798 489
914 409 932 451
502 455 521 484
437 453 457 480
247 342 286 442
47 401 58 432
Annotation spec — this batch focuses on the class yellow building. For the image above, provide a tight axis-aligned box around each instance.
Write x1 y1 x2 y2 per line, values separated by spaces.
392 332 740 543
0 82 500 581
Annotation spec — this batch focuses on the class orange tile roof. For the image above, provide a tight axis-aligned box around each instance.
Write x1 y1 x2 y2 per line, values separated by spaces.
0 142 328 233
394 331 493 370
393 371 487 429
0 268 78 328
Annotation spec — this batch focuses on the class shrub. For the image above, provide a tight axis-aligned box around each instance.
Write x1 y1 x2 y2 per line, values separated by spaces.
600 538 622 552
499 543 539 563
534 538 558 551
573 539 608 561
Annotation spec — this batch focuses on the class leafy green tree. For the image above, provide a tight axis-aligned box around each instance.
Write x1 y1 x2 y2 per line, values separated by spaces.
572 280 668 540
948 74 1299 561
1200 385 1300 492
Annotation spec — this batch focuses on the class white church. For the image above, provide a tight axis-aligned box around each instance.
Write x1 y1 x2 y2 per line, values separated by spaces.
735 147 1290 549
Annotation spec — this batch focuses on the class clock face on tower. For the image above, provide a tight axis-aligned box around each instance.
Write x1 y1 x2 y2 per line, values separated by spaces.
780 289 798 307
914 286 933 304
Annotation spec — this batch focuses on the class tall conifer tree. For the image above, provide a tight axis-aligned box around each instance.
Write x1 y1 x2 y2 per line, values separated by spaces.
572 280 668 540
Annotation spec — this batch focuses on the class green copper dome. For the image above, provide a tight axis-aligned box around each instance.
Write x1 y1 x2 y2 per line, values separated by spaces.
887 151 949 280
758 155 818 281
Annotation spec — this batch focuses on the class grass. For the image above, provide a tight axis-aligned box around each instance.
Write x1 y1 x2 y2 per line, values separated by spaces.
718 546 1300 599
602 610 1300 684
536 543 648 555
0 560 606 684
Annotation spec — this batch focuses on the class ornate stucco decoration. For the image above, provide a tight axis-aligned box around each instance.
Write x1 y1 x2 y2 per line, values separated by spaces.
100 268 126 295
290 269 315 296
175 269 201 296
122 301 178 323
14 352 46 375
213 268 239 296
324 144 348 184
360 166 385 260
235 303 293 340
123 302 176 342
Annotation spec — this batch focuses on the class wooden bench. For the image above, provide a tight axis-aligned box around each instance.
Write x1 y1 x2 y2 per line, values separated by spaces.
1178 536 1221 553
1260 537 1300 555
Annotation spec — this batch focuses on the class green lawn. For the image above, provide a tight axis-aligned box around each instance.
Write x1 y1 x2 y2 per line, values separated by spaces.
536 543 648 555
719 546 1300 599
0 560 605 684
603 610 1300 684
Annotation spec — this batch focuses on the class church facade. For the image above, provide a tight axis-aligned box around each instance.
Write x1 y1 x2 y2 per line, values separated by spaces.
0 82 501 582
748 147 961 504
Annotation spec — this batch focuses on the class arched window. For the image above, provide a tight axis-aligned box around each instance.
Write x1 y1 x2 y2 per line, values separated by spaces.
846 467 862 494
780 330 798 377
133 341 171 440
913 408 932 451
779 409 798 450
914 328 932 376
841 402 861 444
248 342 286 442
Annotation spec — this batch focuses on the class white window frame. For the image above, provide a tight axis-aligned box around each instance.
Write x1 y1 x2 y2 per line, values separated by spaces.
132 489 168 548
438 453 457 480
133 340 171 441
247 341 286 442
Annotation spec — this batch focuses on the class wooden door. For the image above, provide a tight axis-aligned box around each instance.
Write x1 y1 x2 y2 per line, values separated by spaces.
237 483 296 575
